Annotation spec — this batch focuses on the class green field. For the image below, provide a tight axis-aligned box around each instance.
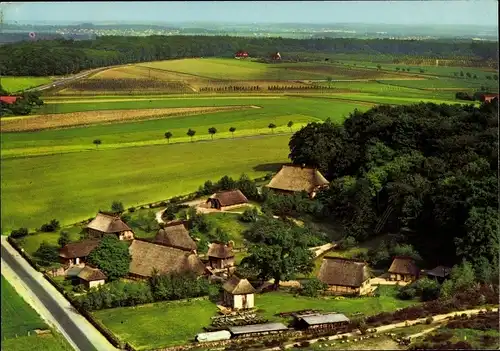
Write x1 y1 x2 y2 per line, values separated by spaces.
93 299 218 350
1 135 290 232
1 77 53 93
1 275 73 351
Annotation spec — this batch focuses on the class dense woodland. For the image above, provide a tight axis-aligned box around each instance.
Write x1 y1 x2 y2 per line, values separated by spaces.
1 35 497 76
288 101 498 267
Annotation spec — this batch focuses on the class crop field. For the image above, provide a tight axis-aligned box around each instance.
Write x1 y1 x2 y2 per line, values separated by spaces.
1 134 290 231
66 78 192 93
93 299 218 350
1 77 53 93
1 105 259 132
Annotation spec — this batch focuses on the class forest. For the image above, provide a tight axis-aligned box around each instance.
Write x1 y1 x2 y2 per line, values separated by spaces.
288 101 498 267
1 35 498 76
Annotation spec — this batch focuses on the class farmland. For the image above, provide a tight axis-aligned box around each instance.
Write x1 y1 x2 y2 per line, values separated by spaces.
1 77 53 93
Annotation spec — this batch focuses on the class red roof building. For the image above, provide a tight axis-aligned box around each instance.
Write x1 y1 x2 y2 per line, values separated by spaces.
271 52 282 60
235 51 249 59
481 93 499 103
0 96 18 104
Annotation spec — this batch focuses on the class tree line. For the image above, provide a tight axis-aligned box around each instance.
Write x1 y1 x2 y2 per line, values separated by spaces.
1 35 497 76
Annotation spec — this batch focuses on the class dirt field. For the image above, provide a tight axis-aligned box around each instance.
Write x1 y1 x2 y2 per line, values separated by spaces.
1 106 259 132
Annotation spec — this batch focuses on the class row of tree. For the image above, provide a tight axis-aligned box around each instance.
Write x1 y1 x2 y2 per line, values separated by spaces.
199 86 261 92
1 36 497 76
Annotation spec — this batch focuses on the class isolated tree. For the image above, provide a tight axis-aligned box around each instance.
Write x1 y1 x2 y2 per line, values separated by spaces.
268 123 276 134
396 67 400 71
473 74 477 79
287 121 294 132
208 127 217 140
57 231 70 248
229 126 236 138
326 76 333 87
93 139 102 148
241 217 314 289
376 64 382 70
460 71 464 77
187 128 196 142
87 235 131 281
164 131 173 143
466 72 471 78
111 201 125 213
493 74 498 81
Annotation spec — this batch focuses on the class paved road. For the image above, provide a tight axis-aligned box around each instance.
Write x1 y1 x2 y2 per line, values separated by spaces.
1 236 118 351
26 67 110 93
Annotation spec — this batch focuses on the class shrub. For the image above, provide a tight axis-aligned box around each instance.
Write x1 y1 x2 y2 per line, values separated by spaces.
33 241 59 266
127 207 136 213
300 278 327 297
239 207 259 223
111 201 124 213
425 316 434 324
10 227 28 239
337 236 357 250
57 231 70 248
40 219 60 232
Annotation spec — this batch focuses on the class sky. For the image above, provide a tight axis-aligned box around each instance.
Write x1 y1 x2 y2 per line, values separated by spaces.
1 1 498 26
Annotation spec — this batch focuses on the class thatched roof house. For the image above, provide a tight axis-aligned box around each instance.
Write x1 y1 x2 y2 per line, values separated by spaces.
86 212 134 240
207 242 235 269
59 239 100 266
77 266 107 288
388 256 419 282
317 257 371 296
223 276 256 309
206 190 249 210
128 239 205 279
154 221 197 252
266 164 329 198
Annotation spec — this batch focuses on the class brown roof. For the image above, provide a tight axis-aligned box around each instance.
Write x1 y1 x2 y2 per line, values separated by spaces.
388 256 419 276
128 239 205 278
77 266 107 281
59 239 101 259
266 164 329 194
208 189 248 207
86 212 132 233
317 257 370 288
154 222 197 251
207 242 234 259
426 265 452 278
222 276 256 295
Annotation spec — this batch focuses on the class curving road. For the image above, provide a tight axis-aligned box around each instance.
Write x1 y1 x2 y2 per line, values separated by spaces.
1 236 118 351
26 67 112 93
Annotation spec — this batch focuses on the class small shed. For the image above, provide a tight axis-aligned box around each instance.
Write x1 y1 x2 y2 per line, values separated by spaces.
77 266 107 289
228 322 288 338
425 265 452 283
207 242 235 269
266 164 329 198
294 313 350 330
235 50 249 59
206 189 249 210
59 239 101 267
195 330 231 343
86 212 134 240
222 276 256 310
388 256 419 282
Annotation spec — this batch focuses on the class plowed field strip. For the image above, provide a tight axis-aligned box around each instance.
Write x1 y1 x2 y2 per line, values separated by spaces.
1 106 260 132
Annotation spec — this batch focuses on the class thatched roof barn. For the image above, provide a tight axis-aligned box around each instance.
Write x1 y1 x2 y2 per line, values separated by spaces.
223 276 256 309
86 212 134 240
59 239 100 266
128 239 205 279
207 242 235 269
77 266 107 288
317 257 371 296
388 256 419 282
154 221 197 252
206 189 249 210
266 164 329 198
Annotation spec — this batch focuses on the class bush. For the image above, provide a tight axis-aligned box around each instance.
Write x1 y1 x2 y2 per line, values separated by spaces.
10 227 28 239
33 241 59 266
337 236 357 250
398 286 417 300
111 201 125 213
128 207 136 213
40 219 60 232
425 316 434 324
300 278 327 297
239 207 259 223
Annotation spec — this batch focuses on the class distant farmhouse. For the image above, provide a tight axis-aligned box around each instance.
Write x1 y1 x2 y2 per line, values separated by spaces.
266 164 329 198
206 189 249 211
317 257 372 296
388 256 419 282
154 220 197 252
0 96 19 104
235 50 249 59
86 212 135 241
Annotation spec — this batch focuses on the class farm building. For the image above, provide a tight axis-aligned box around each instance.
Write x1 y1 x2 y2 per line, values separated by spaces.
207 242 235 269
59 239 100 267
228 323 288 338
0 96 18 104
206 189 249 210
388 256 419 282
86 212 135 240
196 330 231 343
425 265 452 283
317 257 372 296
266 164 329 198
154 220 197 252
293 313 350 330
77 266 107 289
222 276 256 310
271 52 282 60
234 50 249 59
481 93 499 103
128 239 206 279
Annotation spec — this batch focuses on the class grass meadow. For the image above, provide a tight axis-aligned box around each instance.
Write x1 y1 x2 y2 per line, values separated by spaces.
1 77 53 93
1 275 74 351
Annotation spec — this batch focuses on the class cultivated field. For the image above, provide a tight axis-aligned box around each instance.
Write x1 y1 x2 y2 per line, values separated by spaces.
1 77 53 93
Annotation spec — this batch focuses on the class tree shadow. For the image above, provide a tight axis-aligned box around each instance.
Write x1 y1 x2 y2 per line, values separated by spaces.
252 163 283 172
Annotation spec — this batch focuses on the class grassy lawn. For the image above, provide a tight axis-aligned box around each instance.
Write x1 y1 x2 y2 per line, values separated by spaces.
18 225 83 256
1 275 74 351
93 299 218 350
206 212 250 248
256 285 418 323
1 77 53 93
1 134 289 232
